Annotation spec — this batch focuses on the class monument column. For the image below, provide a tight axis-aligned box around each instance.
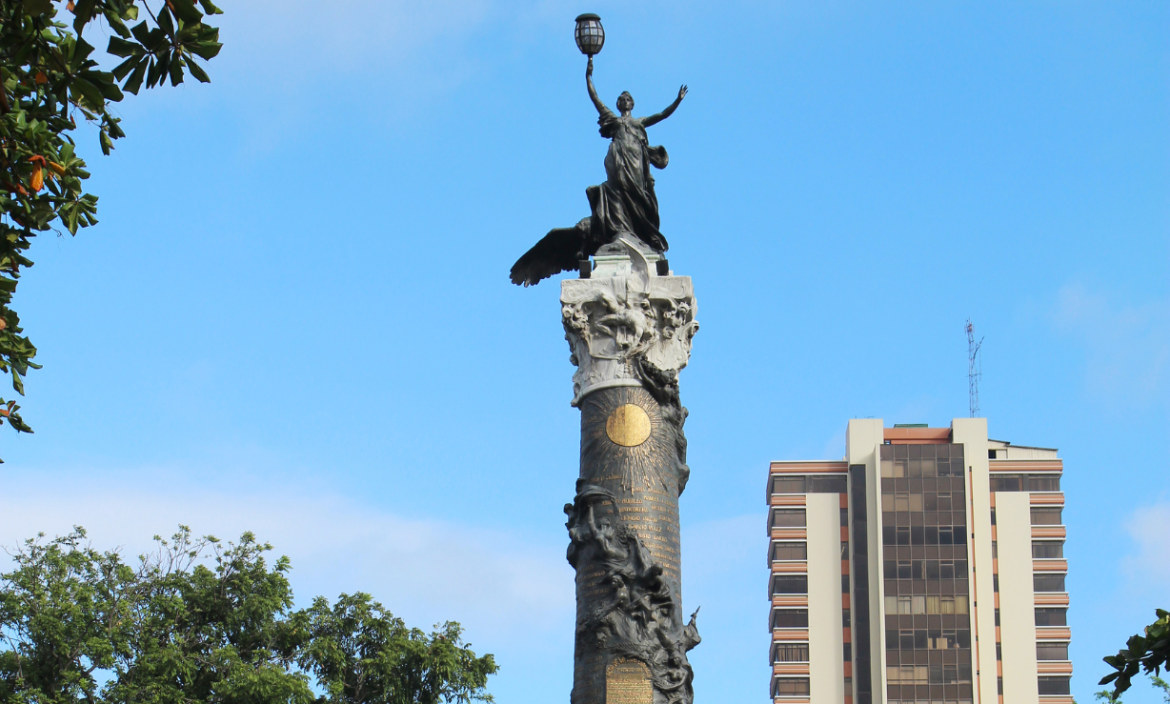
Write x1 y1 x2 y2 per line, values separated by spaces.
561 241 700 704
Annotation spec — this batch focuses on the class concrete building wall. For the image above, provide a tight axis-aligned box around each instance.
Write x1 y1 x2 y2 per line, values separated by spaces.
997 492 1041 704
808 493 845 704
846 419 884 704
953 418 995 704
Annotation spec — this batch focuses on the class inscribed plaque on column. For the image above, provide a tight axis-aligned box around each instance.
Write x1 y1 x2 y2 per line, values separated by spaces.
606 657 653 704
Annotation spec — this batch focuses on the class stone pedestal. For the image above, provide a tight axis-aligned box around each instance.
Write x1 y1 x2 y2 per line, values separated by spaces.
561 240 700 704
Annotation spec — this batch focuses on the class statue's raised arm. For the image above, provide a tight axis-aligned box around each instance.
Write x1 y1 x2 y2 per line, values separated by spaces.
585 57 611 117
641 85 687 128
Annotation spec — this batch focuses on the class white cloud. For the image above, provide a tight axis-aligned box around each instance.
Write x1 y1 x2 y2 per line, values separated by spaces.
0 471 573 644
1121 502 1170 584
222 0 492 71
1055 284 1170 406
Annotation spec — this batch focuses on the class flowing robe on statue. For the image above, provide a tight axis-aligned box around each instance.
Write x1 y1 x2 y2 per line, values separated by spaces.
587 107 670 253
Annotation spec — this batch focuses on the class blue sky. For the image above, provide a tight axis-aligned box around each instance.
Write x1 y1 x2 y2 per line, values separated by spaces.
0 1 1167 702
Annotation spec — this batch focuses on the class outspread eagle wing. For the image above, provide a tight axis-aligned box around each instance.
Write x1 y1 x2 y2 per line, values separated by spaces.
509 222 587 287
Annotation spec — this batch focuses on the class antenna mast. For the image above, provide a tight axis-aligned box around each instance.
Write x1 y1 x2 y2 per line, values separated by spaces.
966 319 984 418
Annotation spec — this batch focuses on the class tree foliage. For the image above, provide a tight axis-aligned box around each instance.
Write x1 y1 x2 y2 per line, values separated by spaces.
1095 689 1122 704
1150 675 1170 703
1101 609 1170 698
0 527 498 703
0 0 224 443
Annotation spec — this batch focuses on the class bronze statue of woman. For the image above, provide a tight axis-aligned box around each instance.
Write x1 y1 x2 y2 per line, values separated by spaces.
585 56 687 254
509 58 687 287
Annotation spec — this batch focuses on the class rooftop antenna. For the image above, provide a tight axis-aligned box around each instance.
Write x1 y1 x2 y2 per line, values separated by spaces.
966 319 984 418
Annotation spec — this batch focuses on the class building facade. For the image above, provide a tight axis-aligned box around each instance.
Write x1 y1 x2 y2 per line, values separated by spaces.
767 419 1072 704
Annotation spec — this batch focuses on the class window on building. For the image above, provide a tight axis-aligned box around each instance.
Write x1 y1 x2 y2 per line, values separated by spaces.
899 630 914 650
996 644 1002 661
990 475 1023 492
998 677 1004 694
773 542 807 561
993 574 999 592
991 540 998 558
994 609 1001 626
1038 677 1072 695
889 665 929 683
939 596 968 615
1029 475 1061 492
840 508 849 527
1035 608 1068 626
1033 574 1066 592
990 508 997 525
843 643 852 661
771 509 806 528
897 561 912 579
773 643 809 662
842 575 850 593
1032 541 1064 559
937 493 953 511
881 459 905 478
772 609 809 628
773 678 811 696
773 575 808 595
773 476 806 494
1030 507 1063 526
811 475 848 493
1037 643 1069 661
896 526 910 545
843 608 850 627
921 591 968 612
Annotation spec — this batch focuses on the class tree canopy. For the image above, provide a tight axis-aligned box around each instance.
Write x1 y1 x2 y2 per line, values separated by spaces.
1100 609 1170 699
0 0 224 445
0 527 498 703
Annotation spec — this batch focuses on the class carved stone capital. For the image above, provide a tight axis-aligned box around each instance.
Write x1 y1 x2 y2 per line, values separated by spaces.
561 240 698 407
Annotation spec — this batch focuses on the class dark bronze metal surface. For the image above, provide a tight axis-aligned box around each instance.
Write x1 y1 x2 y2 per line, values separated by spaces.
509 53 688 287
565 386 699 704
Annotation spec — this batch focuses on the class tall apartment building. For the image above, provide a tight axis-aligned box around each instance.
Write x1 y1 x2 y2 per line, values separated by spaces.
767 419 1072 704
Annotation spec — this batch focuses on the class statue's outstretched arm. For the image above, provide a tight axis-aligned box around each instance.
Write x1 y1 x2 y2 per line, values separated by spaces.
586 57 608 116
641 84 688 127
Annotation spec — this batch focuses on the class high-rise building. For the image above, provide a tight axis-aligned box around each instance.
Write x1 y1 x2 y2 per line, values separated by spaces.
767 419 1071 704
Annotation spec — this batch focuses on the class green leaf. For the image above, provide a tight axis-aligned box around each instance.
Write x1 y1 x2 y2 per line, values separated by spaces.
71 77 104 109
168 57 184 87
22 0 51 16
122 59 147 94
186 59 210 84
71 37 97 70
112 56 138 81
72 0 98 34
198 0 224 14
188 39 223 61
104 9 132 38
146 57 164 89
130 20 153 46
170 0 204 24
107 36 143 59
158 6 176 37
